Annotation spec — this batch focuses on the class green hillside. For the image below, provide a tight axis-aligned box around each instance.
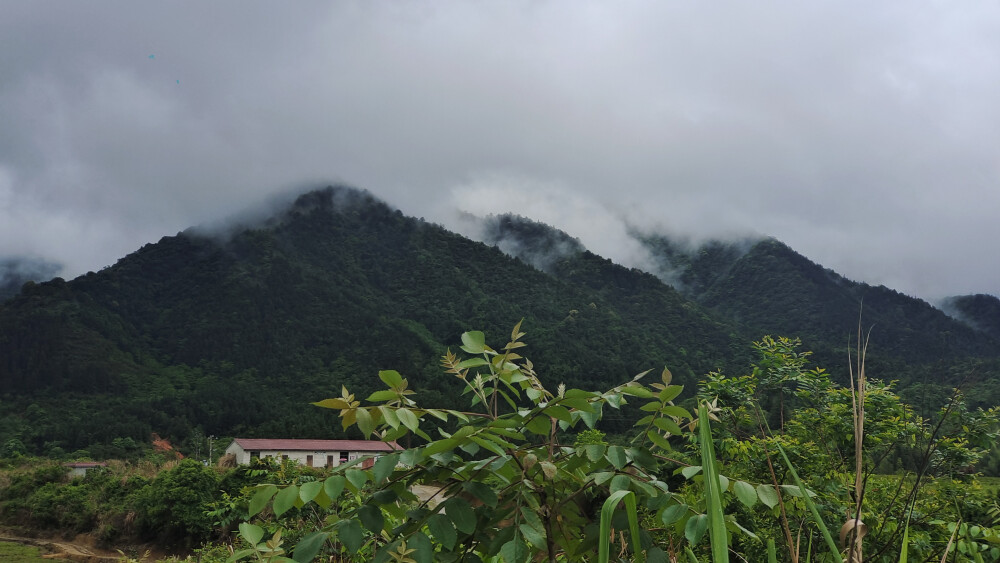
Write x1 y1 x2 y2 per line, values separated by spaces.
0 187 745 456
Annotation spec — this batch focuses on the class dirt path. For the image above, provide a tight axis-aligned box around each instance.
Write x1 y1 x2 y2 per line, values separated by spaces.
0 533 119 562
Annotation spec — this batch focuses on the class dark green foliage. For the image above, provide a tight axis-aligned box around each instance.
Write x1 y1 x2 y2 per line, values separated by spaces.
942 293 1000 338
134 459 220 544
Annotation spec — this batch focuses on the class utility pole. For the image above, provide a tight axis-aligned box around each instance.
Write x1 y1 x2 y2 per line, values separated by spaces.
208 435 215 465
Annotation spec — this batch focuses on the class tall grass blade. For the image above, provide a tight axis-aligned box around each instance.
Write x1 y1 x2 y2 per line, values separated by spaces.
940 520 960 563
685 546 699 563
899 506 911 563
767 538 777 563
598 489 643 563
773 442 843 563
697 403 729 563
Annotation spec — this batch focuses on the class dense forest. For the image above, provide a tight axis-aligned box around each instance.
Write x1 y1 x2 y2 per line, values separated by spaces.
1 185 998 461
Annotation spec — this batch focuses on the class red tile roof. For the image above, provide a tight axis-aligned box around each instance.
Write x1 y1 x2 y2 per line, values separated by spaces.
231 438 401 452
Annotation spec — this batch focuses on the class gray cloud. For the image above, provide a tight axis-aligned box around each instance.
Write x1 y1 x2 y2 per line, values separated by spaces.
2 1 1000 299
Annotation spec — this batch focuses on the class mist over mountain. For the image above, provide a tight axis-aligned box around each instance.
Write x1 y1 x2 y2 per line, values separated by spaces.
941 294 1000 339
1 185 999 458
0 256 62 302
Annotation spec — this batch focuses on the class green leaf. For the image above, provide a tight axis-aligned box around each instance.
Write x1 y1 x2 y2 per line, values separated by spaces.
312 398 351 409
756 483 779 509
584 444 607 461
681 465 703 479
428 513 457 550
409 532 433 563
661 405 693 419
366 390 398 402
396 408 419 432
359 504 384 533
647 429 673 451
525 415 551 436
456 357 489 368
324 475 346 499
378 369 404 388
338 520 364 553
422 438 459 458
662 503 688 525
519 523 546 550
445 497 477 535
249 485 278 517
345 468 368 492
373 453 399 484
239 522 264 546
606 446 627 469
685 514 708 545
654 417 684 435
734 481 757 508
599 490 641 563
610 474 630 493
463 481 498 508
379 406 400 429
542 405 573 422
500 536 528 563
460 331 487 354
356 407 374 438
659 385 683 402
299 481 323 504
292 531 329 563
470 435 507 456
273 485 300 517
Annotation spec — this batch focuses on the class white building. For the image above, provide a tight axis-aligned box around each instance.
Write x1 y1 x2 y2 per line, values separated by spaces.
224 438 400 468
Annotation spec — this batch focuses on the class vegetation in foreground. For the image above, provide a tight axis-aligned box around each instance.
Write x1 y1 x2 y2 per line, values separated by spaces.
3 325 1000 561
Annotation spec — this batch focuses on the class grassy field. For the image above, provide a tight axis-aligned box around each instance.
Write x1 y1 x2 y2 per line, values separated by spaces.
0 540 65 562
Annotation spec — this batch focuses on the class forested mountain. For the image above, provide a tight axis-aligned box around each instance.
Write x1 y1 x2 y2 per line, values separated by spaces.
0 187 742 456
941 294 1000 339
1 186 998 458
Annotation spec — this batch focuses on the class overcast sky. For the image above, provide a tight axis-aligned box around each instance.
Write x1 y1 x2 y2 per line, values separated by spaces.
3 1 1000 301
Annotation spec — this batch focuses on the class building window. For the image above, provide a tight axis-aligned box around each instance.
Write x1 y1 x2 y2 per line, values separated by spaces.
306 455 313 467
282 455 288 461
250 451 260 459
339 451 348 463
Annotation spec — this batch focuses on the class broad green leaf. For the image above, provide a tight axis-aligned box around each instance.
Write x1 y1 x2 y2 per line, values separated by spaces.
299 481 323 504
584 444 606 462
525 415 551 436
409 532 433 563
662 503 688 525
312 488 332 509
520 523 546 549
647 429 673 451
359 504 384 533
463 481 498 508
422 438 459 457
292 531 329 563
273 484 299 517
661 405 693 419
659 385 683 402
378 369 404 388
249 484 278 517
445 497 477 534
734 481 757 508
500 537 528 563
579 401 603 428
559 397 596 412
396 408 419 432
312 398 351 409
239 522 264 546
379 406 400 429
460 331 487 354
654 417 684 435
356 407 374 438
373 453 399 484
345 468 368 492
366 390 398 402
338 520 364 553
324 475 346 499
610 474 630 493
606 446 627 469
685 514 709 545
648 547 669 563
681 465 703 479
456 357 489 368
470 435 507 456
428 513 457 550
756 484 779 509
